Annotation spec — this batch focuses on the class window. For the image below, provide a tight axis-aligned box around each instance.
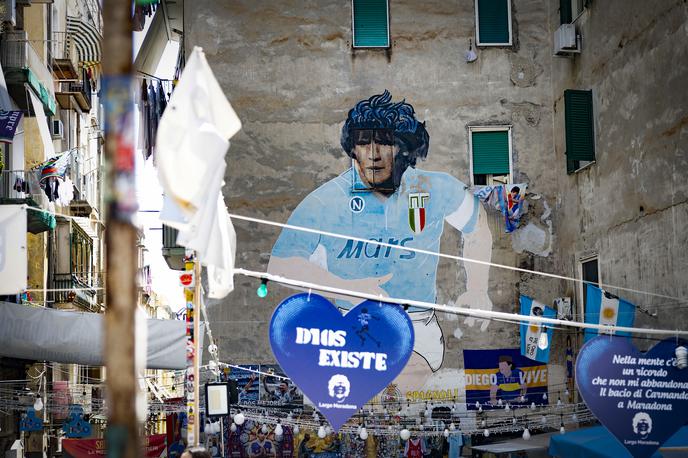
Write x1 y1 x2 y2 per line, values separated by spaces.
469 127 512 185
352 0 390 48
71 222 93 284
475 0 512 46
578 255 599 318
560 0 586 24
564 89 595 173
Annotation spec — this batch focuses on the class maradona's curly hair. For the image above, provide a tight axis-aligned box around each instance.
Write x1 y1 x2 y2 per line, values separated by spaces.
340 91 429 182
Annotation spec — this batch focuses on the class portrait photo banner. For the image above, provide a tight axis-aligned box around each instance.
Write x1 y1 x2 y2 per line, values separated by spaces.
463 348 548 409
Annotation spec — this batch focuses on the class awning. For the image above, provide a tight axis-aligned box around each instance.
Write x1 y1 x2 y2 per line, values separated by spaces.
549 425 688 458
66 16 102 63
0 301 192 370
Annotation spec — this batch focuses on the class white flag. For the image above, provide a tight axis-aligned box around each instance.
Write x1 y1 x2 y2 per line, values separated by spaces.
156 47 241 298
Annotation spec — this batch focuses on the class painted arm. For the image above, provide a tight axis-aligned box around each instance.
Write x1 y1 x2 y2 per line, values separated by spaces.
267 255 392 304
447 201 493 330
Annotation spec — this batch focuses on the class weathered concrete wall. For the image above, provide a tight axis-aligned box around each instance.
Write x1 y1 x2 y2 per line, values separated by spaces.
548 0 688 345
186 0 570 401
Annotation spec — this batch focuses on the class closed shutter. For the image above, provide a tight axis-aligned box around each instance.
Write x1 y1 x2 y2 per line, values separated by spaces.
564 90 595 164
476 0 511 45
472 130 510 175
352 0 390 48
560 0 572 24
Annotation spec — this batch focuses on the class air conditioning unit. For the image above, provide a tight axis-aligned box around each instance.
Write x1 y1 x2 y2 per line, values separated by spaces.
554 23 581 55
51 119 64 139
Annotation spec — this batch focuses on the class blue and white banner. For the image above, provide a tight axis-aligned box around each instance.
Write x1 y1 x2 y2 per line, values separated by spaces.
584 284 635 342
269 293 414 431
519 296 556 363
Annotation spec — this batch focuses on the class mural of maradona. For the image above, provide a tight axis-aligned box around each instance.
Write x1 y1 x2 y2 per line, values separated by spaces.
269 91 493 390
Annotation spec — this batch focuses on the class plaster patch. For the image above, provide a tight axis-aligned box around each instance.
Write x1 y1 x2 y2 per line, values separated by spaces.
511 222 551 257
453 327 463 340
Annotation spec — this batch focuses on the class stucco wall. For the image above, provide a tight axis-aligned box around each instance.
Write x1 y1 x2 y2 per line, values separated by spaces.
185 0 568 400
183 0 688 405
548 0 688 343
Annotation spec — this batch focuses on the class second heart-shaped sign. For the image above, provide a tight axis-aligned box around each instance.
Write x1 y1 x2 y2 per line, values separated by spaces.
269 293 414 431
576 336 688 458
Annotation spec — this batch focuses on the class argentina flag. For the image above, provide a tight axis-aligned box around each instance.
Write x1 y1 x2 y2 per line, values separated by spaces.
520 296 557 363
584 284 635 342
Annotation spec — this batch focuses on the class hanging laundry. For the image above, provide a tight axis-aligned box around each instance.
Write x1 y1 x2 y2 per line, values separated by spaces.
39 152 72 182
141 78 152 159
148 81 158 157
132 5 145 31
474 183 528 233
57 176 75 206
43 176 60 202
13 176 28 193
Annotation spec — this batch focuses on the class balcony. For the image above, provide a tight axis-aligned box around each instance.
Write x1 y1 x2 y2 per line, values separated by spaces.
52 272 103 312
1 31 57 115
162 224 185 270
0 170 55 233
50 31 80 80
55 69 92 112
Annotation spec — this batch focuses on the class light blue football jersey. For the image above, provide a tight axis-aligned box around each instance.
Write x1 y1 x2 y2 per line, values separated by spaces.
271 167 479 310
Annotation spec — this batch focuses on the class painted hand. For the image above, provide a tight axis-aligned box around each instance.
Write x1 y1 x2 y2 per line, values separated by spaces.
349 273 393 304
456 289 493 332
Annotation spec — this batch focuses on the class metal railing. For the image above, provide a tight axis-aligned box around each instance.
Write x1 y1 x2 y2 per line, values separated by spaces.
0 169 47 207
1 31 55 99
52 271 103 311
57 68 92 108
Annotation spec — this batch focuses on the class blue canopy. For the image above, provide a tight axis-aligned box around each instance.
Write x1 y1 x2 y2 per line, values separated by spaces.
549 425 688 458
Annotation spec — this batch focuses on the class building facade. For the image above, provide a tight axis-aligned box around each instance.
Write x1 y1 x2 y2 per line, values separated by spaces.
182 0 688 433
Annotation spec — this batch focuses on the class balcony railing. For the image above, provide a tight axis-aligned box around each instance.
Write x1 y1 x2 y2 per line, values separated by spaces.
1 31 55 101
0 170 48 207
52 272 103 312
56 70 92 111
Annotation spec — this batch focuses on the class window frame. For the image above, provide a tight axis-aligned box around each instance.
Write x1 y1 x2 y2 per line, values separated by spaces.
577 254 600 321
468 125 513 186
564 89 596 174
351 0 391 49
474 0 513 47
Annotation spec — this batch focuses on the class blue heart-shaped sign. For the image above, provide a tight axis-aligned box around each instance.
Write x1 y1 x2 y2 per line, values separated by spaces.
576 336 688 458
270 293 414 431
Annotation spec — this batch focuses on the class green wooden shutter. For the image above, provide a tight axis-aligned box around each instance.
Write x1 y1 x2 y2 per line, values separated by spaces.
564 90 595 163
477 0 510 45
472 130 510 175
352 0 389 48
560 0 572 24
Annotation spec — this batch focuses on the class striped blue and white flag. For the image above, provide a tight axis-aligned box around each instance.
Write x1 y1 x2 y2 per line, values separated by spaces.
583 284 635 342
520 296 557 363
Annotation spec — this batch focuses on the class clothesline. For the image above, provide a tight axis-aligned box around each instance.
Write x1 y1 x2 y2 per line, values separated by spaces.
233 267 688 338
227 213 683 303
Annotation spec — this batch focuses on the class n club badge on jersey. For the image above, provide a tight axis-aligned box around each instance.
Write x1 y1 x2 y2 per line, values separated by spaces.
408 193 429 234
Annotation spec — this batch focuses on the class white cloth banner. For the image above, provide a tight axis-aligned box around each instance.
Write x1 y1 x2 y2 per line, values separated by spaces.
0 205 27 295
0 301 194 369
156 46 241 299
27 88 55 160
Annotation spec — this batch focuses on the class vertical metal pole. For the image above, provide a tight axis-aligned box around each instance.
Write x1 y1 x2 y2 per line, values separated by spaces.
102 0 139 456
193 257 201 445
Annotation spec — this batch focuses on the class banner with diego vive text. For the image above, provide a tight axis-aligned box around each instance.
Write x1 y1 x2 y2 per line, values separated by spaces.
463 348 549 409
520 296 557 363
